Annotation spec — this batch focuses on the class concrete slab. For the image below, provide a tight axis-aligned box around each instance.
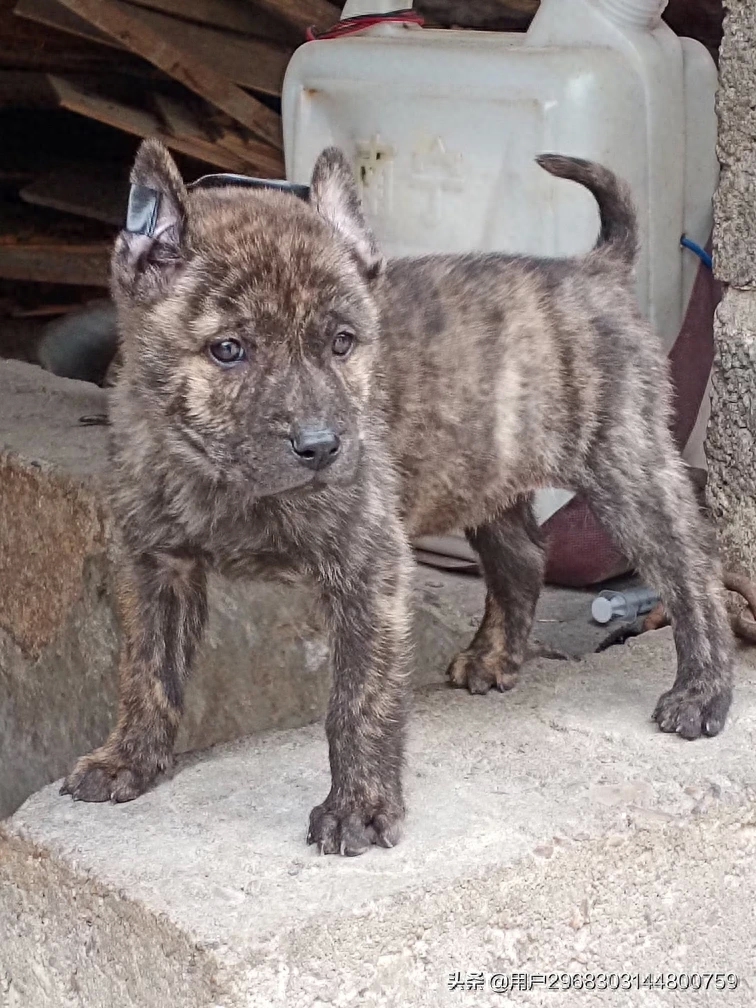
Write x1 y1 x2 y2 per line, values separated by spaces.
417 563 637 661
3 630 756 1007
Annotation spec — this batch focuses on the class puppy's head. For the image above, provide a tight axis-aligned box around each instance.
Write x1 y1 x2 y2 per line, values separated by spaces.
111 140 382 498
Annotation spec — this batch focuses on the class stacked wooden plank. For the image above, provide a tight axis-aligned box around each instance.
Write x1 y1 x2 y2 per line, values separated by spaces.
0 0 724 309
13 0 347 174
0 0 343 314
0 0 347 348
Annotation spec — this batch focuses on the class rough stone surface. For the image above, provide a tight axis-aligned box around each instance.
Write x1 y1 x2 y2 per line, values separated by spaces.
2 630 756 1007
0 360 616 820
705 289 756 575
706 0 756 576
712 0 756 289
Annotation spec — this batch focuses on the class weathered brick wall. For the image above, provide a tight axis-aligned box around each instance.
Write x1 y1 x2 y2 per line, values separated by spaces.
705 0 756 576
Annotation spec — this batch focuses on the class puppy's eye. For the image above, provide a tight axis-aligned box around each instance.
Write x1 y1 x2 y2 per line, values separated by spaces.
208 338 245 366
332 331 355 358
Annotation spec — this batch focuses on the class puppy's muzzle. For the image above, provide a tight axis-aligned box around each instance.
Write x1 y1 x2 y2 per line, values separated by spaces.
290 426 341 471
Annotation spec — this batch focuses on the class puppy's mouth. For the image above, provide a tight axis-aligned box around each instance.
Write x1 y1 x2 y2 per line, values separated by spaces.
258 446 361 499
287 478 331 496
188 435 362 499
278 464 359 497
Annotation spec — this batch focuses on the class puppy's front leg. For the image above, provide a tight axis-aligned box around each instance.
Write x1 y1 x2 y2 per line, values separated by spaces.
308 527 413 856
61 550 207 802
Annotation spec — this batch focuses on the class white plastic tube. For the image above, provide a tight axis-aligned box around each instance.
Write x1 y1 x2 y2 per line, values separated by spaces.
591 587 660 624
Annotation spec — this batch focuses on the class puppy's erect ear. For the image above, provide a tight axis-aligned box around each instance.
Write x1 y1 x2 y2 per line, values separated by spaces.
111 138 188 298
309 147 383 280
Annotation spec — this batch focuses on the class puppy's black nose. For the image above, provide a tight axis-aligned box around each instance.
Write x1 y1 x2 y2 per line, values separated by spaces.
290 427 341 471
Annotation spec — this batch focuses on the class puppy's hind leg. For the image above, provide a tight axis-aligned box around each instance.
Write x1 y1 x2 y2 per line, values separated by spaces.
449 495 546 694
584 436 734 739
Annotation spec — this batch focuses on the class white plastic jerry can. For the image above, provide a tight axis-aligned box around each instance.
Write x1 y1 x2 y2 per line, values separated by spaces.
282 0 718 520
283 0 717 348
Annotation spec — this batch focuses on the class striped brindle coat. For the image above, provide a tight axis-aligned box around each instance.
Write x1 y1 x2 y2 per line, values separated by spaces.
62 139 734 855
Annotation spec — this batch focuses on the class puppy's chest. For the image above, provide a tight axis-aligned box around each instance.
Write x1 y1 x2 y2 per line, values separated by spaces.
198 510 297 575
183 490 349 580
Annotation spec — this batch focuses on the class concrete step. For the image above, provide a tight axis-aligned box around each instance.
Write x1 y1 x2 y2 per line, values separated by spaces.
3 630 756 1007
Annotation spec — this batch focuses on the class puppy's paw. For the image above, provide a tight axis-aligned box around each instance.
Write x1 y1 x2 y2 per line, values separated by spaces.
60 747 160 803
652 684 732 740
447 648 519 694
307 796 404 856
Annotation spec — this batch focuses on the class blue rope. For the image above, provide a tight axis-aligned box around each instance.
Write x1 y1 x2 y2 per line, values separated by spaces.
681 235 712 270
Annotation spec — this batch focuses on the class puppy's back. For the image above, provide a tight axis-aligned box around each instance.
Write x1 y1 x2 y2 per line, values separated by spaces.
373 158 657 536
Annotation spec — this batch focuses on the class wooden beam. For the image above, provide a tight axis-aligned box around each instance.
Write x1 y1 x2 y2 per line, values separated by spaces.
20 164 128 226
1 0 150 74
250 0 339 35
51 74 160 136
15 0 124 50
16 0 292 96
0 244 110 285
125 0 297 45
153 91 209 143
126 4 290 96
51 0 283 146
155 93 283 176
48 75 258 172
214 129 284 178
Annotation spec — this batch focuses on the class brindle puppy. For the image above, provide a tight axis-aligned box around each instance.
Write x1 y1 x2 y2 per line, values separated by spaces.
61 139 734 855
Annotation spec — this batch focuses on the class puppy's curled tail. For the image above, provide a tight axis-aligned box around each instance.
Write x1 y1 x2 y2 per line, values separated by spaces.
536 154 638 268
